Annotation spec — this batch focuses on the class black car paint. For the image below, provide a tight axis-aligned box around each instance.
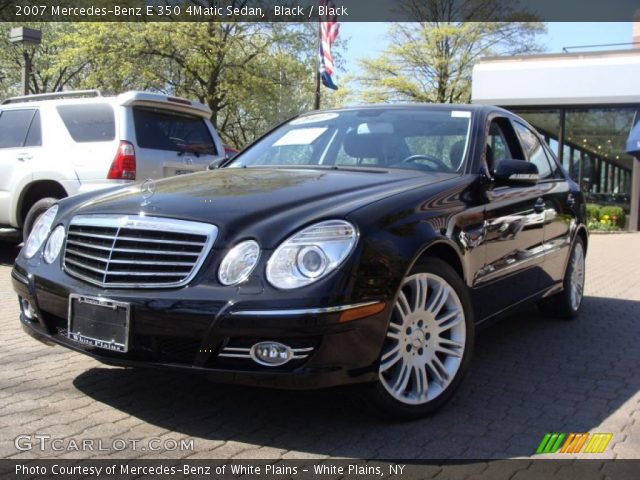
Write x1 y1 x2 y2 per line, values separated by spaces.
13 104 588 389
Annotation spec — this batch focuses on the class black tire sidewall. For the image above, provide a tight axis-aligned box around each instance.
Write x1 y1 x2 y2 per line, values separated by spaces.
368 257 475 420
22 197 58 240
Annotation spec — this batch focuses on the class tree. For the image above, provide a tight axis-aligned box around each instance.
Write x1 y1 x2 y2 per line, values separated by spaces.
0 23 89 98
58 17 323 147
356 0 545 104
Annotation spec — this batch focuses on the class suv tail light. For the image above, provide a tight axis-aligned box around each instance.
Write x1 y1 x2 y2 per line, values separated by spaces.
107 141 136 180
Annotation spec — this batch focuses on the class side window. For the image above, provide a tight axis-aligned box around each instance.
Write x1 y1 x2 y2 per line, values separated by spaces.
24 110 42 147
488 123 510 161
513 121 554 180
542 144 563 179
57 104 115 143
486 118 524 172
0 109 36 149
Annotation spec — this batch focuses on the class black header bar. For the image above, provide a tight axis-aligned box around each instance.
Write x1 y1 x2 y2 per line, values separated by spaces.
0 0 638 22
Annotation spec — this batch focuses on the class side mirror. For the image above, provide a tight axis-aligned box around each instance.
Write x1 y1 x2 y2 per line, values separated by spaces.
492 159 539 186
208 158 224 170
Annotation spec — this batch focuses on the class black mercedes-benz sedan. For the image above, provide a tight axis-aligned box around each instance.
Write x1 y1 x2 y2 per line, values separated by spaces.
12 104 587 418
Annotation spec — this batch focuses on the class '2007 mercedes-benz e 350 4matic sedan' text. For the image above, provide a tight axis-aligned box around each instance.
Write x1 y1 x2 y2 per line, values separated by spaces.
13 104 587 418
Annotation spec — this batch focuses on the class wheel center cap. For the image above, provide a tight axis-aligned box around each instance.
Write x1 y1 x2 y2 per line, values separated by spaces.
411 330 426 349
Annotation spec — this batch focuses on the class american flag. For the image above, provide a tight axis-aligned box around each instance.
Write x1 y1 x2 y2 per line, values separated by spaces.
319 0 340 90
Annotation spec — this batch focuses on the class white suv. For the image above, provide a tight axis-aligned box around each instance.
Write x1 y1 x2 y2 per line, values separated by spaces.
0 90 225 240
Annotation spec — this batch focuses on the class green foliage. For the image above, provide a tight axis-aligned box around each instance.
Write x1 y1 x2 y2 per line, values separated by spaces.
586 203 601 221
586 204 625 230
0 15 342 148
0 23 89 98
599 206 625 228
353 0 545 104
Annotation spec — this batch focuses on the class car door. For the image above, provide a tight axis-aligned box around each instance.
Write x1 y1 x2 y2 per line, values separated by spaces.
474 116 547 318
512 120 574 288
0 107 41 226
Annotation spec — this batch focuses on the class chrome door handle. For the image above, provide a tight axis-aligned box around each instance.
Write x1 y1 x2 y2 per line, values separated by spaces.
17 153 32 162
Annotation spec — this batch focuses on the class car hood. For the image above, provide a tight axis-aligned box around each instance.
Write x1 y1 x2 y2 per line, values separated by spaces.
66 167 455 247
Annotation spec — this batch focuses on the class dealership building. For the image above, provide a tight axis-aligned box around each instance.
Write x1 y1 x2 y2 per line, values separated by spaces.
472 25 640 230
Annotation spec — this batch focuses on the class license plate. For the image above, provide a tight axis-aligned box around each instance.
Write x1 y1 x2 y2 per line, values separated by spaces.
67 295 130 353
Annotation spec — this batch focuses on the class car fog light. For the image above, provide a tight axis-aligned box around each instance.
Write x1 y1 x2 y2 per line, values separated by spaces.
250 341 293 367
20 297 37 320
43 225 65 264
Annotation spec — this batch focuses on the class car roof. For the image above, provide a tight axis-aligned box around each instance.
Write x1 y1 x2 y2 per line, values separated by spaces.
1 90 212 118
299 103 512 119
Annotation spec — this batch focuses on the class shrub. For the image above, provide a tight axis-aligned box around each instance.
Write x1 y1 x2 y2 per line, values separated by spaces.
586 203 601 221
598 206 625 228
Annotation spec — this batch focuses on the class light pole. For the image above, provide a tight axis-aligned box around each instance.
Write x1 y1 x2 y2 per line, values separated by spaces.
9 27 42 96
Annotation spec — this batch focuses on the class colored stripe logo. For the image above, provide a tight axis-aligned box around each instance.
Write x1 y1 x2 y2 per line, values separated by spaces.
536 433 612 454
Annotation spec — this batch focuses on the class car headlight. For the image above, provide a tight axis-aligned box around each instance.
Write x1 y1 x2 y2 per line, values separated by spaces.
266 220 357 289
218 240 260 286
24 205 58 259
43 225 66 264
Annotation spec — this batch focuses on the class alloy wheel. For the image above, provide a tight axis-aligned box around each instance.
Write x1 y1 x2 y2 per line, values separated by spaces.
379 273 466 405
569 242 585 311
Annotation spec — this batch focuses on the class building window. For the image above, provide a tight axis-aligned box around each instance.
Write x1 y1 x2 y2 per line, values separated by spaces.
510 106 636 213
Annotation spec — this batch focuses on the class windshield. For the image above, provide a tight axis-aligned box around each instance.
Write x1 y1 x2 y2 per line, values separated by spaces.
228 108 472 173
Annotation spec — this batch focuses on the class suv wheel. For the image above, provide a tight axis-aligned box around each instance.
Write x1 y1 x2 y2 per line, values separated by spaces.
365 257 474 419
22 197 59 240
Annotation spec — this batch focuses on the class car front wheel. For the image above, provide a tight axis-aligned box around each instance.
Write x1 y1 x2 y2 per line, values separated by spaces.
367 257 474 419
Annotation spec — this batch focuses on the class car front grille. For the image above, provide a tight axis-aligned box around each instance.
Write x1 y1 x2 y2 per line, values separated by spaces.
63 215 218 288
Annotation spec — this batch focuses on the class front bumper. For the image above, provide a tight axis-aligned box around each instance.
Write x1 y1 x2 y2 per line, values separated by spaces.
12 267 389 390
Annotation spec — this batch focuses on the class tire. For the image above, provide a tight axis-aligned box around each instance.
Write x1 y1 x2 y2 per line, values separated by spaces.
537 237 586 320
22 197 59 240
364 257 475 420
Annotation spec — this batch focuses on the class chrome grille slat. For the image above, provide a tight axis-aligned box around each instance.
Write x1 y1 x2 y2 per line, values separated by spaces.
115 236 206 246
68 231 117 241
108 259 194 267
105 271 190 277
65 258 107 274
65 248 109 263
63 215 217 288
67 238 200 257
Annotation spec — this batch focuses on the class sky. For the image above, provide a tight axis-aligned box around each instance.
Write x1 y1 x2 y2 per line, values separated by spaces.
338 22 633 78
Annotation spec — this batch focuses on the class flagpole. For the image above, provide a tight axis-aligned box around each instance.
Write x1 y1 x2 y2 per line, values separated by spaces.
314 20 321 110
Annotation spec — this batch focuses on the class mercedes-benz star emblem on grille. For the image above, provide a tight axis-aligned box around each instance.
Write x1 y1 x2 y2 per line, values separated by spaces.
140 178 155 206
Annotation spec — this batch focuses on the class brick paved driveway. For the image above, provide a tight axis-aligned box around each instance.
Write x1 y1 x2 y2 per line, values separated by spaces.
1 234 639 460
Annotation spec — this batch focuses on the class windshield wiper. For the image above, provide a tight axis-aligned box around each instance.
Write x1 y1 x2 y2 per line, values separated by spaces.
177 148 201 158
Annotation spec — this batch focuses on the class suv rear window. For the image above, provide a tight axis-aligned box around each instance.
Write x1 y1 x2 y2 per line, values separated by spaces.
133 107 216 155
0 109 37 148
57 104 115 142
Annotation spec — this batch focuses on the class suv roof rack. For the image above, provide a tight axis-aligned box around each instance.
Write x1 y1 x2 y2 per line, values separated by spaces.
1 90 102 105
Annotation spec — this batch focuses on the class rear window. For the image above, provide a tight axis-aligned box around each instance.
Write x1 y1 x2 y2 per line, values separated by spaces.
24 110 42 147
0 109 36 149
57 104 115 143
133 107 217 155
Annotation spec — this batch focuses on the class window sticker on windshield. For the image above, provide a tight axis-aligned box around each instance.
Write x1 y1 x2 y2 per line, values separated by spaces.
273 127 328 146
451 111 471 118
290 113 339 125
